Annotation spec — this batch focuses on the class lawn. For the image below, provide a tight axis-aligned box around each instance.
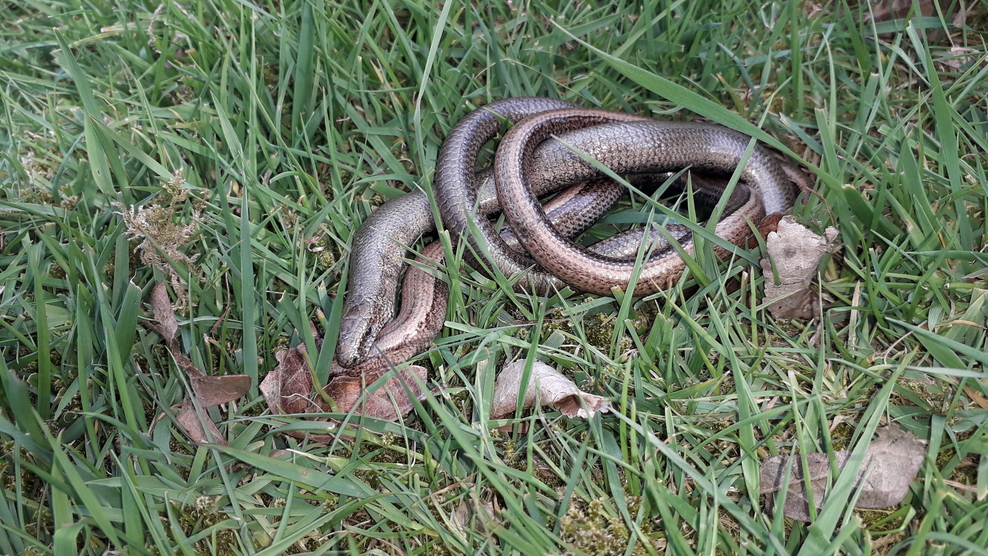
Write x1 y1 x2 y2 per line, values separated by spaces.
1 0 987 554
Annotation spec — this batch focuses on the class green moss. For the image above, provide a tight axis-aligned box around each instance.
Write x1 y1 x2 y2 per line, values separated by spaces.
857 509 906 533
558 495 664 555
830 422 857 451
171 496 240 555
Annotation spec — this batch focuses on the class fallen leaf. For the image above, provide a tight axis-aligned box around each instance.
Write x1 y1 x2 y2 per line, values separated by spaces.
322 366 429 421
453 497 499 536
491 361 610 419
760 216 840 319
964 386 988 410
191 374 252 407
861 0 957 41
260 343 315 415
176 397 227 445
149 281 179 340
760 425 926 521
261 343 428 423
146 281 202 378
147 281 250 443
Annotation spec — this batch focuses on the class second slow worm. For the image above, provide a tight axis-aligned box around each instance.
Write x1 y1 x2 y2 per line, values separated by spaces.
494 108 793 295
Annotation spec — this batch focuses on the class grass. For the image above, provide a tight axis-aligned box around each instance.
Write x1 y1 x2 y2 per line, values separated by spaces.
1 0 987 554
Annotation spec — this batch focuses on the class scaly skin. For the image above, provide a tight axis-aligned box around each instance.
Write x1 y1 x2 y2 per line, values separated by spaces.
495 110 793 295
338 99 798 369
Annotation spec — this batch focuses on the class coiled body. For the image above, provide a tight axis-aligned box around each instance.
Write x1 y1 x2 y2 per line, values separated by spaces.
336 98 798 371
494 109 792 295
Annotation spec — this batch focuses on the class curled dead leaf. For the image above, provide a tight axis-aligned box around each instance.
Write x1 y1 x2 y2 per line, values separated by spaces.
191 374 252 407
453 497 499 536
323 366 428 421
261 343 428 426
491 361 610 419
147 281 250 443
260 344 316 415
760 424 926 521
175 397 228 445
760 216 840 319
149 281 179 341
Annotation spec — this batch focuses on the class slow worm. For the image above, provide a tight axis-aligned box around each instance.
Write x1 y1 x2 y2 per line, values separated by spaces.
495 109 793 295
337 99 798 370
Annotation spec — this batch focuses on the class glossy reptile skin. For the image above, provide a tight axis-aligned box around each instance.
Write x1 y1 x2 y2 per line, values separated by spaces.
434 98 664 295
338 98 797 370
336 177 630 367
340 104 743 366
339 97 582 367
433 97 583 295
495 109 794 295
331 239 448 377
336 180 654 373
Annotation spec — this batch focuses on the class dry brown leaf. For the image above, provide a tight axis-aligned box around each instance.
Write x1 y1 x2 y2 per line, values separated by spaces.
862 0 956 26
952 9 966 30
147 281 202 378
191 374 252 407
175 397 227 445
323 366 428 421
863 0 932 23
260 343 315 415
148 281 250 443
149 281 179 341
760 216 840 319
964 386 988 410
261 343 428 423
491 361 610 419
453 497 499 536
861 0 957 41
760 425 926 521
